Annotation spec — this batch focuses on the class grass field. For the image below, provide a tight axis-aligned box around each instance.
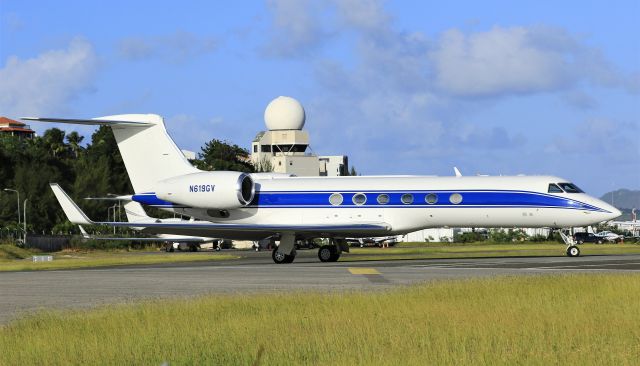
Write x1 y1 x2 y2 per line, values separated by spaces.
0 244 238 271
0 274 638 365
345 242 640 261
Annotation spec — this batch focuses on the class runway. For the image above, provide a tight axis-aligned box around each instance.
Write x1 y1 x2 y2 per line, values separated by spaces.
1 252 639 324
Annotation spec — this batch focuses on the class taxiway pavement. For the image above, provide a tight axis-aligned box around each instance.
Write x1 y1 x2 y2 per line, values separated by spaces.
1 251 639 324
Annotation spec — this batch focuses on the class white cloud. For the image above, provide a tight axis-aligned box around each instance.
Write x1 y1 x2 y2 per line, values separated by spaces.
117 31 218 63
546 118 639 161
431 27 579 97
429 26 635 97
0 38 98 117
332 0 389 32
264 0 330 57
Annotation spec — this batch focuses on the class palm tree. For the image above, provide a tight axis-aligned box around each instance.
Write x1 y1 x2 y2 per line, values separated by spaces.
42 128 67 158
66 131 85 158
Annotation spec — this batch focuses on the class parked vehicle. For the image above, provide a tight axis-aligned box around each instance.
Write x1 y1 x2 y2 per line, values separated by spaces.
573 232 605 244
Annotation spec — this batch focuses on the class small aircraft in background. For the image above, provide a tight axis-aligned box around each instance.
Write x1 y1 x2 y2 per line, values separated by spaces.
594 230 622 243
62 195 223 252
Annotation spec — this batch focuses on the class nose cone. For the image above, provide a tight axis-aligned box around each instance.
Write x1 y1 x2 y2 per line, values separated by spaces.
596 199 622 221
608 206 623 220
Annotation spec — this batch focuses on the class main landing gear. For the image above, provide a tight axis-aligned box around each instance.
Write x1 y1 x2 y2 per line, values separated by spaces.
272 247 296 264
317 245 339 262
558 229 580 257
272 233 297 264
318 239 349 263
271 237 349 264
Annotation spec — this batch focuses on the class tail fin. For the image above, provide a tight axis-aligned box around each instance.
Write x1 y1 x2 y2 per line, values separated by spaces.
24 114 199 193
123 201 155 223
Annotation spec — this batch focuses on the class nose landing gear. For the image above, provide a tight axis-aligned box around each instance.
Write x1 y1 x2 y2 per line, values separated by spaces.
559 229 581 257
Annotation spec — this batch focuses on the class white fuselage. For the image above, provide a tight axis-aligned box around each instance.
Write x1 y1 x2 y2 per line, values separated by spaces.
137 175 620 240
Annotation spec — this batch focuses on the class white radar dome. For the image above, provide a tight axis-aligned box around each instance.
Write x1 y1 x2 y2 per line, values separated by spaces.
264 96 305 130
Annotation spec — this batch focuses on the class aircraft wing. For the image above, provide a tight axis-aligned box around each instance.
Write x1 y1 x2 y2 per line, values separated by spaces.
51 184 392 237
77 225 210 242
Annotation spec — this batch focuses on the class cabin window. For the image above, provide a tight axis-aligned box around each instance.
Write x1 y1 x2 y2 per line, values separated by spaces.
425 193 438 204
401 194 414 204
377 194 390 204
548 184 564 193
352 193 367 205
329 193 343 206
253 145 258 153
449 193 463 204
558 183 583 193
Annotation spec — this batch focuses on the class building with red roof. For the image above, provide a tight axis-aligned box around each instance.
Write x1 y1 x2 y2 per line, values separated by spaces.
0 117 35 139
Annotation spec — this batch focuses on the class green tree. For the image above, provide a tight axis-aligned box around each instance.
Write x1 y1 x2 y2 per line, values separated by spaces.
66 131 85 158
195 139 255 173
42 128 68 158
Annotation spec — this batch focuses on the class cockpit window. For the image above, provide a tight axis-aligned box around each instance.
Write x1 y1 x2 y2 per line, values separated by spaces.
548 184 564 193
558 183 583 193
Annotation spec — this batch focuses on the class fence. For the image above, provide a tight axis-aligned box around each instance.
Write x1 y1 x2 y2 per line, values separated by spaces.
24 235 72 252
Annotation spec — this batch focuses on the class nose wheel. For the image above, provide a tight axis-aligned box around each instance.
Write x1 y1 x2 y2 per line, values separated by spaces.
566 245 580 257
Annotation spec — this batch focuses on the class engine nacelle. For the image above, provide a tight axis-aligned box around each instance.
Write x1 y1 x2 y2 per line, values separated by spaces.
155 171 255 209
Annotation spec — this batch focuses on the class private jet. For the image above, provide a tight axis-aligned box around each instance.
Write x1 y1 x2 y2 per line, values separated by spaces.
26 110 621 263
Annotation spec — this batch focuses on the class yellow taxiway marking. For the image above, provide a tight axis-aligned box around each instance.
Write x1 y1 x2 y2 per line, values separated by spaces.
348 268 381 275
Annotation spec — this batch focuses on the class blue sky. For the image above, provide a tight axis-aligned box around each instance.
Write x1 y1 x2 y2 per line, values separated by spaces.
1 0 638 196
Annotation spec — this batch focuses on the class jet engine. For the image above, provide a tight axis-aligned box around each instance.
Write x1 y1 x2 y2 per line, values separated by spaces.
155 171 255 209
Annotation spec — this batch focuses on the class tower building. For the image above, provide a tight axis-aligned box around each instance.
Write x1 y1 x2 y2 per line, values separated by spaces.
250 96 348 176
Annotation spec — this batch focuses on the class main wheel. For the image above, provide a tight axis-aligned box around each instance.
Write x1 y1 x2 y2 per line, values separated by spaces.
318 246 340 262
272 248 296 264
566 245 580 257
318 246 333 262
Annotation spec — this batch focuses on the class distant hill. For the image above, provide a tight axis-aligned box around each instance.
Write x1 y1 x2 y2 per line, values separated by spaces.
600 189 640 210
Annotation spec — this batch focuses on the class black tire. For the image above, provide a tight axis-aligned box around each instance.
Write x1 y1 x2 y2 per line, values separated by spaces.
318 245 340 262
272 248 295 264
318 246 334 262
597 239 603 244
576 240 584 244
566 245 580 257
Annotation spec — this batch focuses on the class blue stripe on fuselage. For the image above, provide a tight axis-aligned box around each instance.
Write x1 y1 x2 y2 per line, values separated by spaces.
251 190 606 212
132 193 179 207
132 190 607 213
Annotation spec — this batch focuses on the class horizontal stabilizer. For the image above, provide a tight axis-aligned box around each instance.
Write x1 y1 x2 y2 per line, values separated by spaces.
22 117 152 126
